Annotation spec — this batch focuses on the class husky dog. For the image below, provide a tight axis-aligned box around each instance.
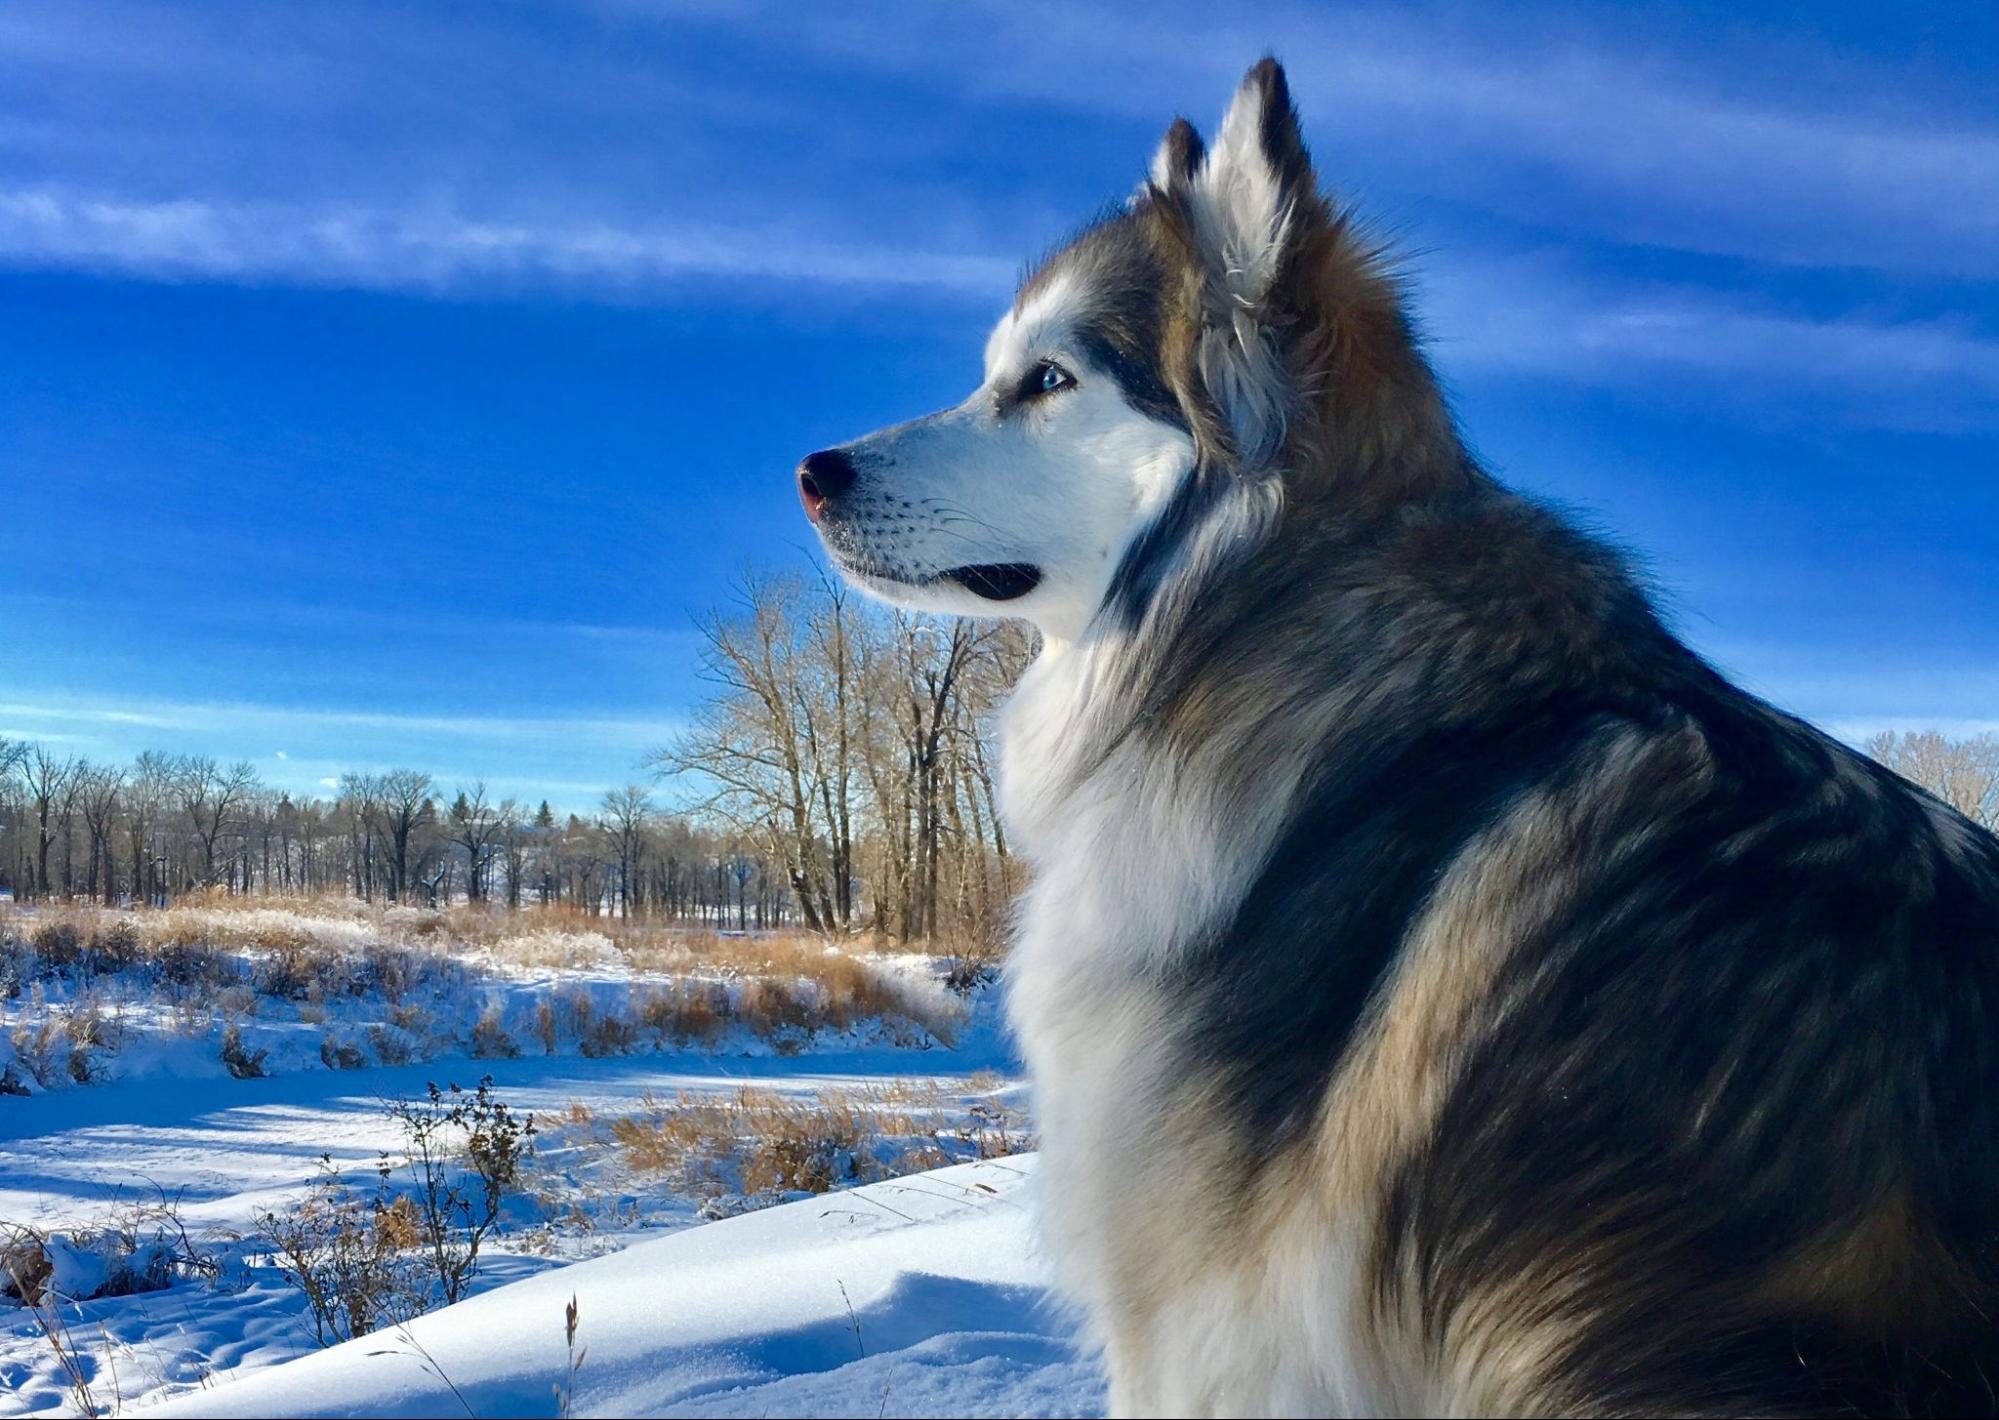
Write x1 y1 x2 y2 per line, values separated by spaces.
799 59 1999 1418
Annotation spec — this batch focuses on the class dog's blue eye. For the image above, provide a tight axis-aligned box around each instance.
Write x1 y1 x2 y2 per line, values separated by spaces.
1026 361 1074 398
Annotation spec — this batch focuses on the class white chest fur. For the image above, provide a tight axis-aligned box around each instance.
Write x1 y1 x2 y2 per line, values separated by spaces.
995 637 1379 1418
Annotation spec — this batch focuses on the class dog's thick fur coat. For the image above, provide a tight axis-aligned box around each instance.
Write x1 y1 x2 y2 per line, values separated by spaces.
806 59 1999 1417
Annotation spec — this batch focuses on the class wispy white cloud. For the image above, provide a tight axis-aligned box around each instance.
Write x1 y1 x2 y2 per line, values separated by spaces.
0 727 96 746
0 188 1013 297
6 183 1986 422
0 695 683 811
0 591 702 654
0 697 684 747
10 0 1997 299
601 1 1999 278
1419 252 1999 423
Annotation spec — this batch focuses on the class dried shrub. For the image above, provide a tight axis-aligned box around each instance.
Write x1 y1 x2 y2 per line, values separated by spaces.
153 939 235 995
367 1025 415 1067
320 1036 366 1070
634 982 726 1046
578 1009 637 1058
88 918 145 972
383 1077 535 1304
29 919 84 972
252 933 335 999
10 1018 66 1089
2 1190 217 1308
255 1158 427 1347
220 1023 268 1079
469 1006 519 1059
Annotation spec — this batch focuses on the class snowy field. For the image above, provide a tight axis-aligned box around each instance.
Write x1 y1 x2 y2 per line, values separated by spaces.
0 902 1095 1417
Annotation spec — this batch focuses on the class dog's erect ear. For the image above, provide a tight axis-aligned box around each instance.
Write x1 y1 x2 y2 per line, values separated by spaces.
1173 58 1318 468
1197 58 1312 278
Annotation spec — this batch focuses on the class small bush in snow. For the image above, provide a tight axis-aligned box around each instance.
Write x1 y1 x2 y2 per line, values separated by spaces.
578 1009 638 1058
256 1075 536 1349
469 1006 520 1059
320 1035 367 1070
10 1016 70 1090
384 1077 536 1305
255 1157 428 1346
2 1190 220 1308
220 1022 268 1079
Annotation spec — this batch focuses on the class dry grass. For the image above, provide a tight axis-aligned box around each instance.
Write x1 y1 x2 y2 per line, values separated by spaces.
2 1191 219 1309
0 900 969 1069
633 982 727 1046
219 1022 268 1079
603 1082 1029 1203
320 1036 366 1070
6 996 123 1087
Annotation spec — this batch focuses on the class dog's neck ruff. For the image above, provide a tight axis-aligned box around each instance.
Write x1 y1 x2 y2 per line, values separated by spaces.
999 465 1284 862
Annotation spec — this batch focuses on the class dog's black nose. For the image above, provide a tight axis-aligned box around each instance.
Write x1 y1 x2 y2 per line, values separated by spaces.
797 449 856 522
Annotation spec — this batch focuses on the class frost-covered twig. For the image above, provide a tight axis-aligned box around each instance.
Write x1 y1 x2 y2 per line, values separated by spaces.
555 1293 588 1420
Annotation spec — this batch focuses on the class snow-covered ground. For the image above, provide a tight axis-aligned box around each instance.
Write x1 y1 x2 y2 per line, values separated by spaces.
1 1055 1090 1417
1 904 1085 1416
145 1156 1099 1419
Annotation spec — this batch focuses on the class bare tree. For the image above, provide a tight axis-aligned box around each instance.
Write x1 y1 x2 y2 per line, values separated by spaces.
339 772 383 899
125 751 178 906
375 769 437 903
655 572 843 931
599 785 654 920
1868 730 1999 829
495 798 528 908
448 782 502 903
76 763 125 904
24 746 76 900
178 757 261 889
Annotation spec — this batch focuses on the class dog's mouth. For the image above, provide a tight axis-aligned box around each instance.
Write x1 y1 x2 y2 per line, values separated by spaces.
833 551 1043 604
942 563 1042 602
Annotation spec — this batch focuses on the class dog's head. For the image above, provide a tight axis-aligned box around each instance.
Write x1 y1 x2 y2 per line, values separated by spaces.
800 59 1430 641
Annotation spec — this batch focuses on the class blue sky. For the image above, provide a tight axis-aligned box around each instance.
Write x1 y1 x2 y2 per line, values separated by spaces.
3 1 1997 809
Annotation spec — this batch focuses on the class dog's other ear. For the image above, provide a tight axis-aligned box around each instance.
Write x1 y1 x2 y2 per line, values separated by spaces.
1148 116 1206 192
1177 58 1318 467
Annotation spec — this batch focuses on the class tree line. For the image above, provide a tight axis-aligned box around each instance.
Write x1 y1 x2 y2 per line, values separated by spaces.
0 569 1033 943
11 570 1987 944
0 744 790 929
